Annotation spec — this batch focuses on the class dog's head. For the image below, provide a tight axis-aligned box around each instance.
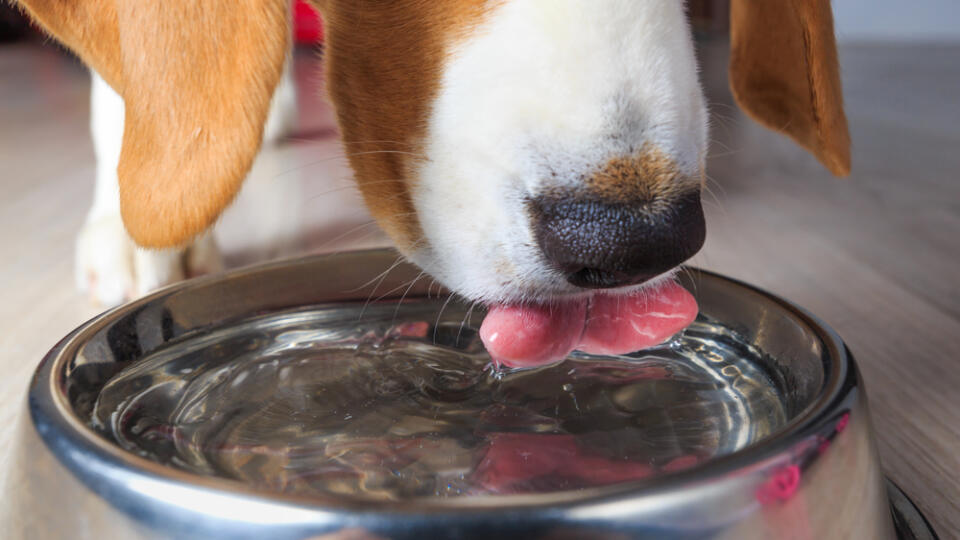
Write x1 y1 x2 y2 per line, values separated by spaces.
19 0 849 305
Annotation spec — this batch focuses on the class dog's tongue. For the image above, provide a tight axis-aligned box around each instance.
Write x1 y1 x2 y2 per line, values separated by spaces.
480 282 698 368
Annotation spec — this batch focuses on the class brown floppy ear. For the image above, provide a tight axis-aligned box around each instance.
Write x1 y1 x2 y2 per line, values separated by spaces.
729 0 851 176
16 1 289 247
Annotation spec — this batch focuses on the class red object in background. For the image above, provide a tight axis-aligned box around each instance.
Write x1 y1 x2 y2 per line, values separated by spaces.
294 1 324 44
3 2 323 45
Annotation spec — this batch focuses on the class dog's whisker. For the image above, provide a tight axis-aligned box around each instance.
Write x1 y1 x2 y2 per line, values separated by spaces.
703 173 727 197
707 101 741 127
426 277 443 299
708 101 740 113
679 266 700 299
363 247 429 308
456 299 479 348
705 149 743 159
708 113 737 132
706 137 739 158
393 271 429 320
433 291 458 344
349 253 407 295
348 235 426 303
701 175 729 221
358 254 411 320
309 221 384 252
370 277 424 308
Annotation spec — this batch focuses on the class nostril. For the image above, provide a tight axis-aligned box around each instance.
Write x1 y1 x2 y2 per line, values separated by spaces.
529 191 706 289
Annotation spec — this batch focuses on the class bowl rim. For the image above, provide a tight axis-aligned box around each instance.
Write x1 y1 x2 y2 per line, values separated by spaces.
28 249 852 516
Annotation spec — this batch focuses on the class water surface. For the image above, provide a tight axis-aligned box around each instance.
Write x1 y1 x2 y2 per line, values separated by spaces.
91 302 786 501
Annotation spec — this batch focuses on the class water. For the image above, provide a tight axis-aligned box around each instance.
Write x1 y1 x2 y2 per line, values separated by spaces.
90 301 787 501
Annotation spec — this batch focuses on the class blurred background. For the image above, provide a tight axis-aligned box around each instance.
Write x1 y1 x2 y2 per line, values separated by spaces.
0 0 957 535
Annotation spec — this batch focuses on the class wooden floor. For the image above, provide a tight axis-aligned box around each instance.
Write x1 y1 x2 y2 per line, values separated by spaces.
0 40 957 535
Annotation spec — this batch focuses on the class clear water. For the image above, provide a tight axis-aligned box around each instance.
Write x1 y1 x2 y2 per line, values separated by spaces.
90 302 786 501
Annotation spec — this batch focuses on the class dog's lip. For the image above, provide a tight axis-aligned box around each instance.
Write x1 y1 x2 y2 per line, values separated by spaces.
486 268 682 306
479 272 698 369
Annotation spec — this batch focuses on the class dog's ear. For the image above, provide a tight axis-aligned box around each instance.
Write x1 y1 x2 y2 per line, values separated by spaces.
16 1 289 247
729 0 851 176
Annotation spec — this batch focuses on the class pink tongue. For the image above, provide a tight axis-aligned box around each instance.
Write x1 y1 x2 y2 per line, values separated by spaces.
479 281 698 368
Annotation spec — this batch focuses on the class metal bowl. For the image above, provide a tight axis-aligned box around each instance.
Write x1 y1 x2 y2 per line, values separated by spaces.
1 249 937 539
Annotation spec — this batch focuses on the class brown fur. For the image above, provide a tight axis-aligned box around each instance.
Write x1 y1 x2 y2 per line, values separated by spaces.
315 0 490 252
729 0 851 176
584 145 699 205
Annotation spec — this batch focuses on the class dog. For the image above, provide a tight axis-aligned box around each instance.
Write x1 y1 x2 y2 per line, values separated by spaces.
16 0 849 366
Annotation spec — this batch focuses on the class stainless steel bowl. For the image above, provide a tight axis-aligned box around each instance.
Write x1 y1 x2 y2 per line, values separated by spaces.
2 250 937 539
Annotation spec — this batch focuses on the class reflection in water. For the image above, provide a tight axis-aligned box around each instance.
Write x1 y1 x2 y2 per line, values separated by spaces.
91 302 785 501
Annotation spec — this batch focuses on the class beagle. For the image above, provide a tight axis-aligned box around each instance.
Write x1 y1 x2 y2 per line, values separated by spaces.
16 0 849 367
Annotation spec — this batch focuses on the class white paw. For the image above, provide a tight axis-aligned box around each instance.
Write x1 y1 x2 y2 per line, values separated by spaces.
75 215 223 307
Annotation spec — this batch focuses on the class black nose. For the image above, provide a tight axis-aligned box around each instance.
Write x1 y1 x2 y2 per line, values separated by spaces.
529 191 706 289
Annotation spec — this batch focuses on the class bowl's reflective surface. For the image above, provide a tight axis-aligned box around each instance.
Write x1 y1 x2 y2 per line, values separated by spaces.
2 250 909 539
88 304 787 501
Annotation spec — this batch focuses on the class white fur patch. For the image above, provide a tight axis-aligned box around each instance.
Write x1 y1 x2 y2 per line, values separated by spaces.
408 0 707 304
